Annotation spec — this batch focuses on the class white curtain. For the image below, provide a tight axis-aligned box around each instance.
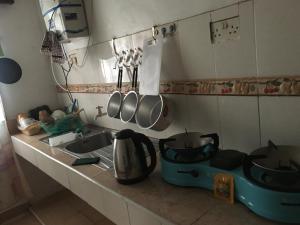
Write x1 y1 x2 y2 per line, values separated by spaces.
0 96 25 212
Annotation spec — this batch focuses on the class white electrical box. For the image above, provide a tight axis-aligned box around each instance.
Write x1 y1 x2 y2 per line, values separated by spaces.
39 0 89 41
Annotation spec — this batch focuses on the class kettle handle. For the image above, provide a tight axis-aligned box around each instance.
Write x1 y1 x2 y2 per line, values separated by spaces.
135 133 157 176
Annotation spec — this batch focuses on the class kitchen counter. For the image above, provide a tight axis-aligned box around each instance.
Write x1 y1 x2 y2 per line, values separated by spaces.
12 132 283 225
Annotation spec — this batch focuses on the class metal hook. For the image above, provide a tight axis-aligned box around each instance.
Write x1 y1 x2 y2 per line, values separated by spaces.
112 38 119 57
152 25 158 41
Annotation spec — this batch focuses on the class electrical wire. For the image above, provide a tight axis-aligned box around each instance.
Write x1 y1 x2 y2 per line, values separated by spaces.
50 56 74 103
47 2 75 104
61 63 74 103
77 0 93 67
47 0 94 104
50 57 68 92
48 6 58 32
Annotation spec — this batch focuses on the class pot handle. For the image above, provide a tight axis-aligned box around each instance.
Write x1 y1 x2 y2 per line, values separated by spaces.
200 133 219 150
135 133 157 176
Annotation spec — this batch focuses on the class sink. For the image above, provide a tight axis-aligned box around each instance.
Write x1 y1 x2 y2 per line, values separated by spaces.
65 132 113 154
40 129 115 170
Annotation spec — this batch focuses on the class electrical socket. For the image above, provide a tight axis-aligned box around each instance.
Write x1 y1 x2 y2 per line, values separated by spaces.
210 16 240 44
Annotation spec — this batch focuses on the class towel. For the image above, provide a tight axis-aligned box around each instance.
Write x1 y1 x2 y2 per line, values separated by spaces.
41 31 65 64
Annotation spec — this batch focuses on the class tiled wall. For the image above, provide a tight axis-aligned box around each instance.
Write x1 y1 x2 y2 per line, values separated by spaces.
56 0 300 153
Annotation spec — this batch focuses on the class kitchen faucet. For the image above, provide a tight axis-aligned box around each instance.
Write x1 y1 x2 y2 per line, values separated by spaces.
94 106 107 120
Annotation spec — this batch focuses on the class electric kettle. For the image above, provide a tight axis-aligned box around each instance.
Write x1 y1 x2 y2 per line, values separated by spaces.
113 129 157 184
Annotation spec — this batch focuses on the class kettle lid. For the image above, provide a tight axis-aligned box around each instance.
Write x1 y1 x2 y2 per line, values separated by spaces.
115 129 135 139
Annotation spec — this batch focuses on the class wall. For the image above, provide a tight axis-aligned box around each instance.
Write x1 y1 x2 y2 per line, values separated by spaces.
56 0 300 153
0 0 63 206
0 0 60 119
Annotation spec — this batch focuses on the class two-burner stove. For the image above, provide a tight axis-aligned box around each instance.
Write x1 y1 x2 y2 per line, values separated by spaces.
159 137 300 224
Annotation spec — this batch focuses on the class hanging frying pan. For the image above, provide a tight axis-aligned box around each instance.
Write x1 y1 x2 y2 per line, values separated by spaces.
0 57 22 84
120 66 139 123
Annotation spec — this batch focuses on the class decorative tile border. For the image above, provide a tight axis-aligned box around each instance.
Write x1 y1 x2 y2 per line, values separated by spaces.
57 75 300 96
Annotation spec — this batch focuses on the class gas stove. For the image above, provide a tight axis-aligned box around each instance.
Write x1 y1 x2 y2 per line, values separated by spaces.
160 148 300 224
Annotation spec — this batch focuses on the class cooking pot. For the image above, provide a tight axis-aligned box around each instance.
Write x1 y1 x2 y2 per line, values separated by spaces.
159 132 219 163
243 140 300 192
135 95 172 131
107 91 123 118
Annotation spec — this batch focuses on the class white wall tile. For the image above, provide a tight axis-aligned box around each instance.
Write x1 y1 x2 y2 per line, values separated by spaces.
259 97 300 146
218 96 260 153
212 3 238 21
254 0 300 76
186 96 221 141
128 202 162 225
160 33 186 81
91 0 239 44
212 1 257 77
178 13 215 79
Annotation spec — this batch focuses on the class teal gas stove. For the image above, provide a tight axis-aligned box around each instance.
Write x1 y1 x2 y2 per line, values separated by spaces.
160 145 300 224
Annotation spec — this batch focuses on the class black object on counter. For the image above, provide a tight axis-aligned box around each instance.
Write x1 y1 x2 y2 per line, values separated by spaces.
29 105 52 120
72 157 100 166
210 150 246 170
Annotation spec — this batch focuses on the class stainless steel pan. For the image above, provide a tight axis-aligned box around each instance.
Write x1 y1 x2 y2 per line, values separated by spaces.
120 66 139 123
135 95 172 131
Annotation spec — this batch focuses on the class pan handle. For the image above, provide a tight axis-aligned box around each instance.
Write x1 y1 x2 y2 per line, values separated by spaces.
200 133 219 150
132 67 138 89
117 67 123 89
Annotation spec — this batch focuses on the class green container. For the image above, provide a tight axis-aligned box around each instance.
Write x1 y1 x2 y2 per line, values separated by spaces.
40 115 84 136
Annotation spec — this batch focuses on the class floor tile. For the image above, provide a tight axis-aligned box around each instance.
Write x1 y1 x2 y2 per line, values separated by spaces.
2 212 40 225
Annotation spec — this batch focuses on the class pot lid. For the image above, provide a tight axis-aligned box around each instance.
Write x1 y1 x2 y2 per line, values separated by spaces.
251 144 300 173
164 132 212 149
